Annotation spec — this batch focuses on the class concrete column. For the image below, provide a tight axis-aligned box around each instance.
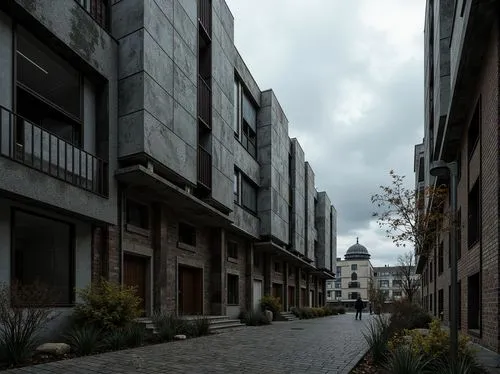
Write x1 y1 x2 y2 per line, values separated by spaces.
295 267 301 308
245 243 254 312
210 228 226 315
314 277 320 307
283 262 289 310
153 204 168 313
306 271 311 307
263 253 272 296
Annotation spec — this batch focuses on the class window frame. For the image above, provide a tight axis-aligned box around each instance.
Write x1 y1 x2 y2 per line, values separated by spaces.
125 198 150 231
227 241 238 260
351 264 357 271
178 222 196 247
11 208 76 307
227 274 239 305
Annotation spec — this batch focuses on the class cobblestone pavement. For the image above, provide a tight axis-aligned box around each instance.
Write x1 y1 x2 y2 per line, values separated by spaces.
6 313 372 374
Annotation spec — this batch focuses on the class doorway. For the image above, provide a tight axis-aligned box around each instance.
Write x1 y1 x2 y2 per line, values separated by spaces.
288 286 295 310
253 279 263 311
123 254 148 314
178 265 203 315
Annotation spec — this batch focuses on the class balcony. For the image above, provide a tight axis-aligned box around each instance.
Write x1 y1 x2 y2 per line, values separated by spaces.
198 0 212 37
198 75 212 129
348 281 360 289
197 146 212 189
0 106 108 197
75 0 109 30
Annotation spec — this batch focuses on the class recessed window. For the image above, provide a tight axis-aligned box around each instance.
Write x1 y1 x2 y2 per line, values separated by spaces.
335 290 342 298
234 77 257 158
274 262 282 273
336 266 341 276
468 180 480 248
379 280 389 288
233 170 239 203
301 272 306 281
241 174 257 213
334 281 341 289
468 99 480 159
227 241 238 259
351 272 357 281
253 251 260 268
242 122 256 158
12 210 74 305
438 289 444 317
351 264 357 271
227 274 239 305
392 280 402 287
438 242 443 274
179 223 196 246
126 199 150 230
468 272 481 331
393 290 402 297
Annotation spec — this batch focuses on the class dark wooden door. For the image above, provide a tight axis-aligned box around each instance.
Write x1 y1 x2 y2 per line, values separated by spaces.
179 266 202 315
123 254 147 314
301 288 307 307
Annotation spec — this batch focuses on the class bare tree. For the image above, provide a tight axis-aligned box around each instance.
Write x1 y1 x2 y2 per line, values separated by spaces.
371 170 449 256
395 251 420 304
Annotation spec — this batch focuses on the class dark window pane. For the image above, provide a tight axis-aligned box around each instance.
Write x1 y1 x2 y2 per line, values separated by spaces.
241 176 257 213
13 210 73 305
227 274 239 305
179 223 196 246
126 199 150 230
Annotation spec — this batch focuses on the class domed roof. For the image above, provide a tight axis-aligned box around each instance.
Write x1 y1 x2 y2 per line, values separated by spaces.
345 238 371 260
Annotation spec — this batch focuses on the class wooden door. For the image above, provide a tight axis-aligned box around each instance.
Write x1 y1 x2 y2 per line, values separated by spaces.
123 254 147 314
178 266 202 315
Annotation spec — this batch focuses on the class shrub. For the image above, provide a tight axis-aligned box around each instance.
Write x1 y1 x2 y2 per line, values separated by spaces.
389 300 432 335
338 306 346 314
290 307 299 317
241 311 270 326
363 315 390 364
260 296 281 318
384 346 431 374
188 316 210 337
103 329 126 351
73 280 143 331
431 355 485 374
0 282 57 366
64 325 101 356
124 323 145 348
152 312 184 342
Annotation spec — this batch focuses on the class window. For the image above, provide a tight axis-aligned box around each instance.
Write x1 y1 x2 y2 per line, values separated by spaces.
468 180 480 248
351 264 357 271
126 199 150 230
379 280 389 288
241 175 257 213
468 272 481 331
227 241 238 259
327 291 332 299
16 27 83 146
393 291 402 297
335 290 342 298
438 242 444 274
351 272 357 281
392 280 402 288
467 100 480 159
179 223 196 246
233 170 239 203
301 272 306 281
335 281 341 289
227 274 239 305
429 293 433 312
348 292 358 300
430 262 433 282
274 262 281 273
234 78 257 158
348 281 360 288
336 266 341 276
12 210 74 305
253 252 260 268
438 289 444 318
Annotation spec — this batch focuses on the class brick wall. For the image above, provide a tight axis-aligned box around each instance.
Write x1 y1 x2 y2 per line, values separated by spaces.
226 234 250 312
91 224 119 284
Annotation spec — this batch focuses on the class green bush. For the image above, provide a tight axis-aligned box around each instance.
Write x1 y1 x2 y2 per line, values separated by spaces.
384 346 431 374
338 306 346 314
290 307 299 317
431 355 485 374
389 300 432 335
64 325 101 356
0 282 56 366
363 315 390 364
103 329 126 351
124 323 145 348
188 316 211 337
73 280 143 331
241 311 270 326
260 296 281 318
152 312 185 342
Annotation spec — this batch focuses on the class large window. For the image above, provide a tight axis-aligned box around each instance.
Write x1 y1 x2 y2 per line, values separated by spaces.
227 274 239 305
179 223 196 246
12 210 74 305
16 27 82 146
227 241 238 259
234 169 258 214
468 180 481 248
379 280 389 288
126 199 150 230
234 78 257 158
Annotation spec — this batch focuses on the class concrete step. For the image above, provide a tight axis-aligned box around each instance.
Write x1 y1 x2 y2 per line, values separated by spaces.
280 312 299 321
209 320 246 333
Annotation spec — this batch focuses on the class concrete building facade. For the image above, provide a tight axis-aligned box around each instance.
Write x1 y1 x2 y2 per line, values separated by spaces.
373 265 418 303
0 0 337 330
416 0 500 353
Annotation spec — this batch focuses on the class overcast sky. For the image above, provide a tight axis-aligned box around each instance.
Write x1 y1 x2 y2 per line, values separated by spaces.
225 0 425 267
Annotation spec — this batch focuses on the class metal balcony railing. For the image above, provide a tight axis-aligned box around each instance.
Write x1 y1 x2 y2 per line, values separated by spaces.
0 106 109 197
76 0 109 30
197 146 212 189
198 75 212 128
198 0 212 36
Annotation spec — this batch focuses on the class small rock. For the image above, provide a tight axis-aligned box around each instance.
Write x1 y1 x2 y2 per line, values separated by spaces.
174 334 187 340
36 343 71 355
265 310 273 322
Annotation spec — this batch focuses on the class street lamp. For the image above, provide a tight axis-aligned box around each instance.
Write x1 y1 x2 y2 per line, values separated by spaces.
430 160 458 364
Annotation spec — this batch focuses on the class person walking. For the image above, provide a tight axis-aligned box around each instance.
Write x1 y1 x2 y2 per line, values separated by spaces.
355 296 364 320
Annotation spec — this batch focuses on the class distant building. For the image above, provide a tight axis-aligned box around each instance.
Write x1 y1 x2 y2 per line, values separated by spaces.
326 238 373 308
373 265 418 303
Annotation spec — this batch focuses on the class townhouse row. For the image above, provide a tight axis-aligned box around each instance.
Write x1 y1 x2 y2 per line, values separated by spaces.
0 0 337 331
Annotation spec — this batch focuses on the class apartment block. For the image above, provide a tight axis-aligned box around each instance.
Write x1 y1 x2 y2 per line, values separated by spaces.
0 0 337 332
416 0 499 353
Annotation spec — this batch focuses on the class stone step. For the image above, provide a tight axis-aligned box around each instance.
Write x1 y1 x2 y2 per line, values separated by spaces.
280 312 299 321
209 320 246 333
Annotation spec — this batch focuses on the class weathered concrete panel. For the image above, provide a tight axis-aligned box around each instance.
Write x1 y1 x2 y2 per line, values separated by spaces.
112 0 144 40
173 30 196 85
233 142 259 184
212 112 235 154
230 205 259 238
305 162 316 260
212 138 233 180
144 73 174 129
173 65 196 118
211 168 233 208
315 191 332 270
177 0 197 24
174 0 196 53
145 0 174 59
234 49 261 105
118 111 145 157
118 30 144 80
119 73 145 116
173 101 197 149
144 30 174 95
